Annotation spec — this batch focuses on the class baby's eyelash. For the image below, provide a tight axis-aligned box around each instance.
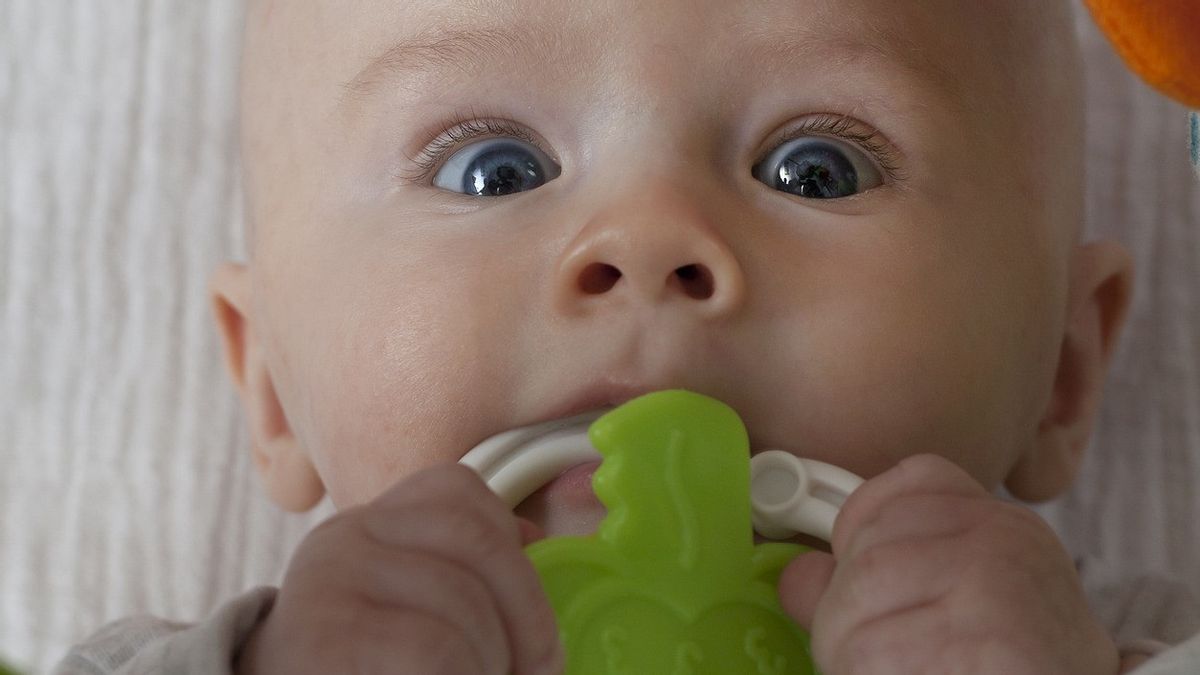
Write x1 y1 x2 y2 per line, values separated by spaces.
398 108 538 185
398 109 905 185
774 113 907 183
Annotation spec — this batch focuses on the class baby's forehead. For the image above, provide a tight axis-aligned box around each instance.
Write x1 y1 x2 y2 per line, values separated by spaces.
315 1 1061 139
292 0 1046 100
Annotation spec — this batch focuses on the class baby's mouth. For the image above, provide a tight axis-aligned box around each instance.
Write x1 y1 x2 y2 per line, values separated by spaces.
459 407 610 538
512 460 607 538
459 408 610 511
459 395 863 545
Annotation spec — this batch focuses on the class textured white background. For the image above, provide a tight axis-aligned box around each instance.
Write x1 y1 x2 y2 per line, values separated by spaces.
1 2 1198 673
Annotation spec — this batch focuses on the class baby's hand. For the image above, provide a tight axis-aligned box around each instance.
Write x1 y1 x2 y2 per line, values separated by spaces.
234 464 564 675
778 454 1119 675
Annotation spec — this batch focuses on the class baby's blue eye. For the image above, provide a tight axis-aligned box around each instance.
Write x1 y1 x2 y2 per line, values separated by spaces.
753 137 883 199
432 138 562 196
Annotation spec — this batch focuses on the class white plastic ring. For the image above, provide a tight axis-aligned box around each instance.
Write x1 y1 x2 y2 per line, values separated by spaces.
459 410 605 509
749 450 863 542
460 420 864 541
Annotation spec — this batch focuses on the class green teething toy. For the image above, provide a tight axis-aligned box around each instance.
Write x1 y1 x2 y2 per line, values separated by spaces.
525 389 817 674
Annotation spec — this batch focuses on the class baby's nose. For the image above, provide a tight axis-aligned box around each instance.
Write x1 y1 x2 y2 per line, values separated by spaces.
552 183 746 320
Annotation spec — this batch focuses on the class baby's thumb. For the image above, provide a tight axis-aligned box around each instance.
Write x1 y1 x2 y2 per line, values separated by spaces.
777 550 835 631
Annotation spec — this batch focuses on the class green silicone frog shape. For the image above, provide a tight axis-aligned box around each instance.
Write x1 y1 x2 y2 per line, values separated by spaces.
525 389 818 674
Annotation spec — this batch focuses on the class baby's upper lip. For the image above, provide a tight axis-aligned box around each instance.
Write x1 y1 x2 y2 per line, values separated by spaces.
519 380 790 458
529 380 668 428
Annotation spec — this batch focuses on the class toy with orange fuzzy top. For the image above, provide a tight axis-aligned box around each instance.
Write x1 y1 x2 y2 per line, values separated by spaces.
1085 0 1200 107
1084 0 1200 178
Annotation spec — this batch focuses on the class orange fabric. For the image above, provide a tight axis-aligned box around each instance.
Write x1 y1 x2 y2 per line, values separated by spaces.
1085 0 1200 108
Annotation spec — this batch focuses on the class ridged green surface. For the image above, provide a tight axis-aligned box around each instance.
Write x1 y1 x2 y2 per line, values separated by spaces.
527 390 817 674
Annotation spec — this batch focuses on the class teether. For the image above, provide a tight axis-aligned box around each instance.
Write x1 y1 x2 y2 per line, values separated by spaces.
459 408 608 509
461 397 862 542
750 450 861 542
525 390 816 674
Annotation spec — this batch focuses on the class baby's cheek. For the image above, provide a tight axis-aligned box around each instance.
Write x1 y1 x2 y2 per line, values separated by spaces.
818 285 1019 483
293 302 479 508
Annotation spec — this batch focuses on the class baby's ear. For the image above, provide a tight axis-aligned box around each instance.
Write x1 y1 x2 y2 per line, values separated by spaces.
209 262 326 512
1008 240 1134 502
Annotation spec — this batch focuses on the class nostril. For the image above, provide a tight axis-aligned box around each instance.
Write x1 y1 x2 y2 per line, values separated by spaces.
675 264 715 300
579 262 622 294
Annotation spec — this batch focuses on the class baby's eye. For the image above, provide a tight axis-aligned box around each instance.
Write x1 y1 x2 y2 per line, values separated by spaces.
752 135 885 200
432 138 562 197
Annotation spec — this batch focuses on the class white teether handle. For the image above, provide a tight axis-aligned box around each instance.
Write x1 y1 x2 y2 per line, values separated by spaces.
750 450 863 542
461 423 865 541
459 410 604 508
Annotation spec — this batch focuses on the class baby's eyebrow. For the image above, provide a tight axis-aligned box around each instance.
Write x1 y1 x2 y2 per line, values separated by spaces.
341 22 553 104
340 17 962 113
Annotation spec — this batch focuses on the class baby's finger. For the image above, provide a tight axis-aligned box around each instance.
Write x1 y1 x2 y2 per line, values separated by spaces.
837 492 980 565
813 533 964 668
822 594 954 675
366 465 564 675
832 453 987 557
354 546 510 674
777 550 835 631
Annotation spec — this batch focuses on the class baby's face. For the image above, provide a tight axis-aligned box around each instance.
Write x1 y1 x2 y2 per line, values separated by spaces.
231 0 1093 535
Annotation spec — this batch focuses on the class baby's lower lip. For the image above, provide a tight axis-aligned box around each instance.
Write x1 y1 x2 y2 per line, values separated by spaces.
538 460 603 507
514 460 606 539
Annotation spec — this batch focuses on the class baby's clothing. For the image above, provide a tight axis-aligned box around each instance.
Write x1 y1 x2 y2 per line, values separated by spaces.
52 588 274 675
52 574 1200 674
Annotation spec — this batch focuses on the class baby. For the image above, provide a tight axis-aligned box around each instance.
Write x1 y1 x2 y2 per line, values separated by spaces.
56 0 1200 673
